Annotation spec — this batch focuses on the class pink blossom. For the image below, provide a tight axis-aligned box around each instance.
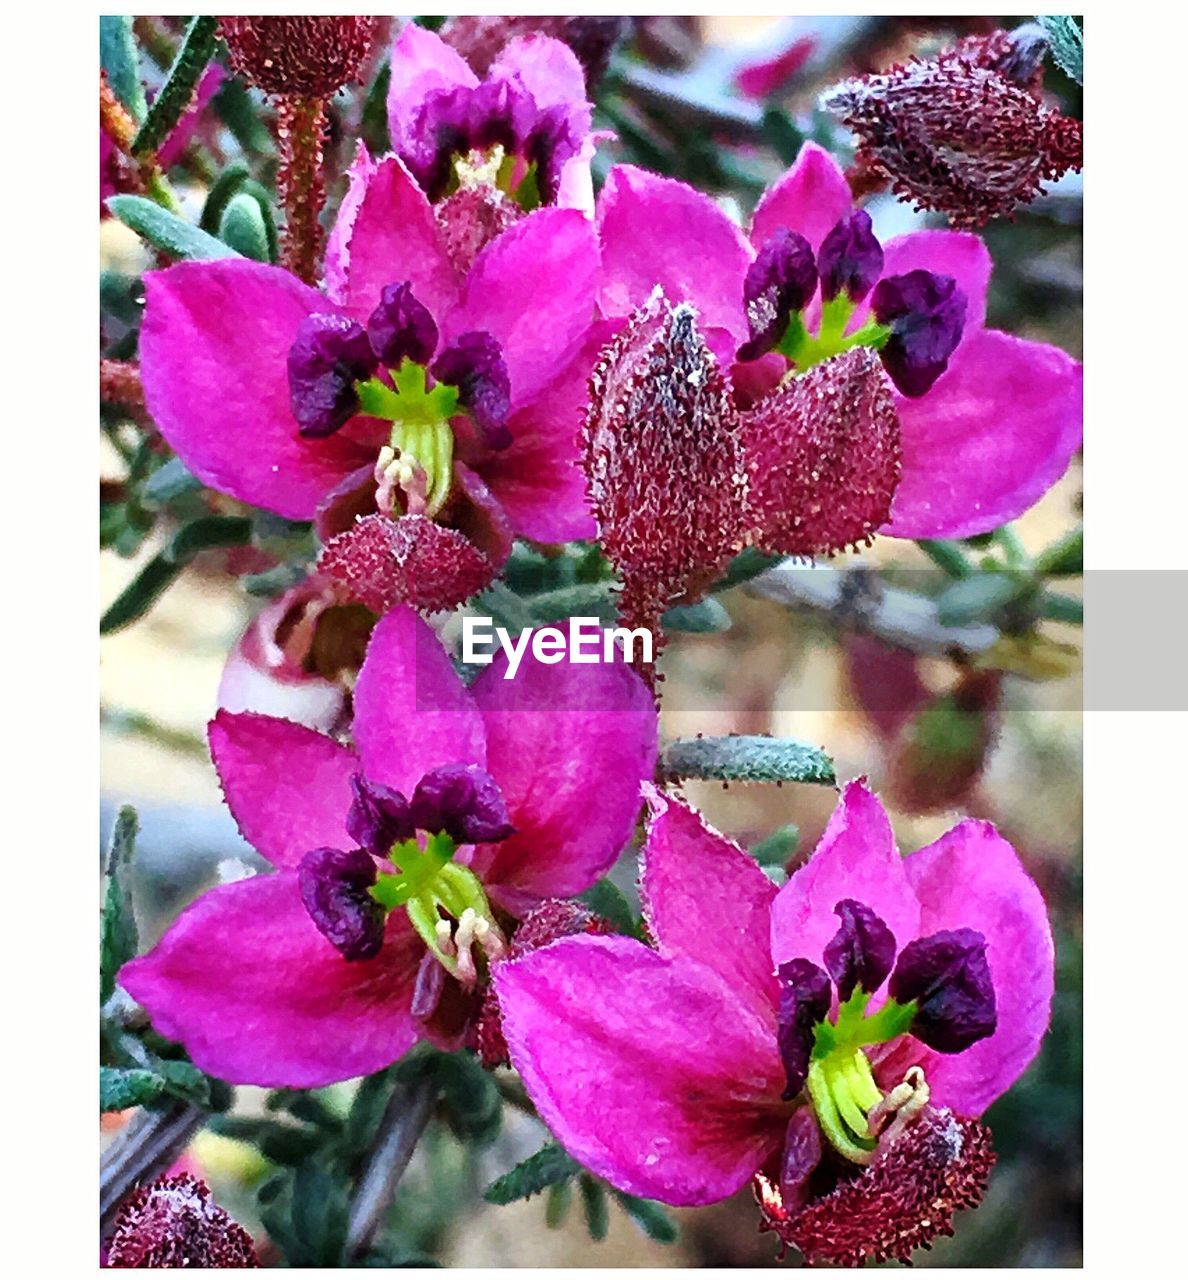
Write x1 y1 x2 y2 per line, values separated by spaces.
495 781 1053 1264
121 607 656 1088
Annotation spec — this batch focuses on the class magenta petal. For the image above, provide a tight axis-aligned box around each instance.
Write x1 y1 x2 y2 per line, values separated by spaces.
208 710 359 869
443 208 598 412
496 935 783 1203
640 787 779 1021
120 872 424 1088
387 22 477 151
876 229 992 330
468 645 657 910
334 153 461 324
902 821 1055 1115
770 781 920 977
883 329 1083 539
323 142 376 306
352 606 487 795
597 165 753 348
140 261 372 520
749 142 854 252
491 34 590 118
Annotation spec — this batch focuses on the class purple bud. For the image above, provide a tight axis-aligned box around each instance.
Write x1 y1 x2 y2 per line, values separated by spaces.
431 331 512 450
871 270 967 397
888 927 997 1053
287 313 376 438
776 957 832 1100
298 846 385 961
409 763 515 844
738 229 819 361
366 282 439 368
818 210 884 304
823 898 897 1002
346 773 414 855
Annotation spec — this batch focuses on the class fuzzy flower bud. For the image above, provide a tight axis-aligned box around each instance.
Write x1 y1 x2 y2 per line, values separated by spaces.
107 1174 258 1268
220 16 376 97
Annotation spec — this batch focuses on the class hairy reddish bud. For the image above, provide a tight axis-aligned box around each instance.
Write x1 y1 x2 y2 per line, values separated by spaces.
107 1174 258 1268
582 292 750 649
744 347 901 557
439 15 627 86
220 16 375 97
821 32 1082 228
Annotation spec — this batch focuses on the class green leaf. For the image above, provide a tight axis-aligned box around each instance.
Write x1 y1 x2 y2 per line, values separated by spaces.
612 1191 678 1243
662 735 835 785
579 1175 609 1241
1035 526 1083 577
219 191 272 262
210 1116 322 1165
1037 590 1083 625
916 538 973 579
100 16 146 122
100 806 139 1004
662 597 731 633
165 515 254 562
132 17 219 157
153 1058 213 1107
108 195 241 261
484 1143 580 1204
200 160 251 231
100 554 182 633
101 1065 166 1111
761 107 805 163
712 548 782 592
934 573 1028 626
578 878 639 937
525 582 616 624
213 77 275 154
1038 15 1083 85
434 1052 501 1145
141 457 202 508
750 823 799 866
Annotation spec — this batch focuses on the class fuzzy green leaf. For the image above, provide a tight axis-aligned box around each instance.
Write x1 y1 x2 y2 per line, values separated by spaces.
219 191 272 262
662 597 731 633
101 1066 166 1112
100 17 146 122
662 735 835 784
612 1191 679 1243
750 823 800 866
934 573 1027 626
100 806 139 1003
108 194 241 261
1038 15 1083 86
132 16 219 157
484 1143 580 1205
579 1175 609 1241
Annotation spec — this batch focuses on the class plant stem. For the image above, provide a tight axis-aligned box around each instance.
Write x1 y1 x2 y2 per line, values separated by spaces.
275 94 328 284
100 1102 207 1235
344 1075 436 1260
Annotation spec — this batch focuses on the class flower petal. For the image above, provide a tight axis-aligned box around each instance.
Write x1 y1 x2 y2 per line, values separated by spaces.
468 642 657 911
596 165 753 349
140 261 372 519
901 820 1054 1115
386 21 477 153
120 872 424 1088
442 207 599 412
352 606 486 795
495 934 783 1204
882 329 1082 539
770 781 920 978
208 710 358 869
749 142 854 252
640 787 779 1021
491 33 590 118
332 153 461 325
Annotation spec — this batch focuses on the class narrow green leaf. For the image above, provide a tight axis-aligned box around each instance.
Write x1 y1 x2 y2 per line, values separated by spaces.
1034 526 1083 577
435 1052 501 1145
545 1180 573 1228
712 547 782 592
108 194 241 261
750 823 800 866
132 16 219 157
916 538 973 579
662 735 835 785
100 806 139 1003
101 1066 166 1112
476 581 537 632
761 107 805 163
525 582 616 624
200 160 250 231
219 191 272 261
1038 15 1083 86
153 1058 213 1107
212 78 275 154
141 457 202 507
662 597 731 633
934 573 1028 626
484 1143 580 1204
165 515 254 563
1038 591 1083 625
578 879 639 936
209 1115 322 1165
612 1191 678 1243
100 16 146 122
100 554 181 633
579 1175 609 1241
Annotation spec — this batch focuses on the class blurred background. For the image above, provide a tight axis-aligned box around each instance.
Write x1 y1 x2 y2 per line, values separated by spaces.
101 14 1081 1266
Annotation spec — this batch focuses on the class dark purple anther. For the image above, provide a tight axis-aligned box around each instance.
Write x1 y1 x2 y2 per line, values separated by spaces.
818 210 884 305
366 282 439 368
287 313 377 438
888 927 997 1053
346 772 414 856
432 331 513 450
409 763 515 844
871 270 967 397
738 229 819 361
776 957 833 1100
823 898 897 1002
298 846 386 961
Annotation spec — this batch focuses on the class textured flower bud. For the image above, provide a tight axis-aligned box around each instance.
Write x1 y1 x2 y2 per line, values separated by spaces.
821 36 1082 228
366 282 439 369
871 270 967 397
220 16 375 97
823 898 897 1002
298 845 385 961
287 313 376 438
410 763 515 844
107 1173 258 1268
889 927 997 1052
436 184 522 275
738 229 818 361
776 958 832 1099
440 15 628 86
817 210 884 304
432 332 512 450
347 773 414 855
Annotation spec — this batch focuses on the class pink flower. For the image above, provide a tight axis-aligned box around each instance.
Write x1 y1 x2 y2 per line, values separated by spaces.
495 781 1054 1265
121 607 657 1088
140 150 599 612
594 141 1082 539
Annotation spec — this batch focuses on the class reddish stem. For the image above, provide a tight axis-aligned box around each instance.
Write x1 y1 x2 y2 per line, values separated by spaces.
275 94 328 284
